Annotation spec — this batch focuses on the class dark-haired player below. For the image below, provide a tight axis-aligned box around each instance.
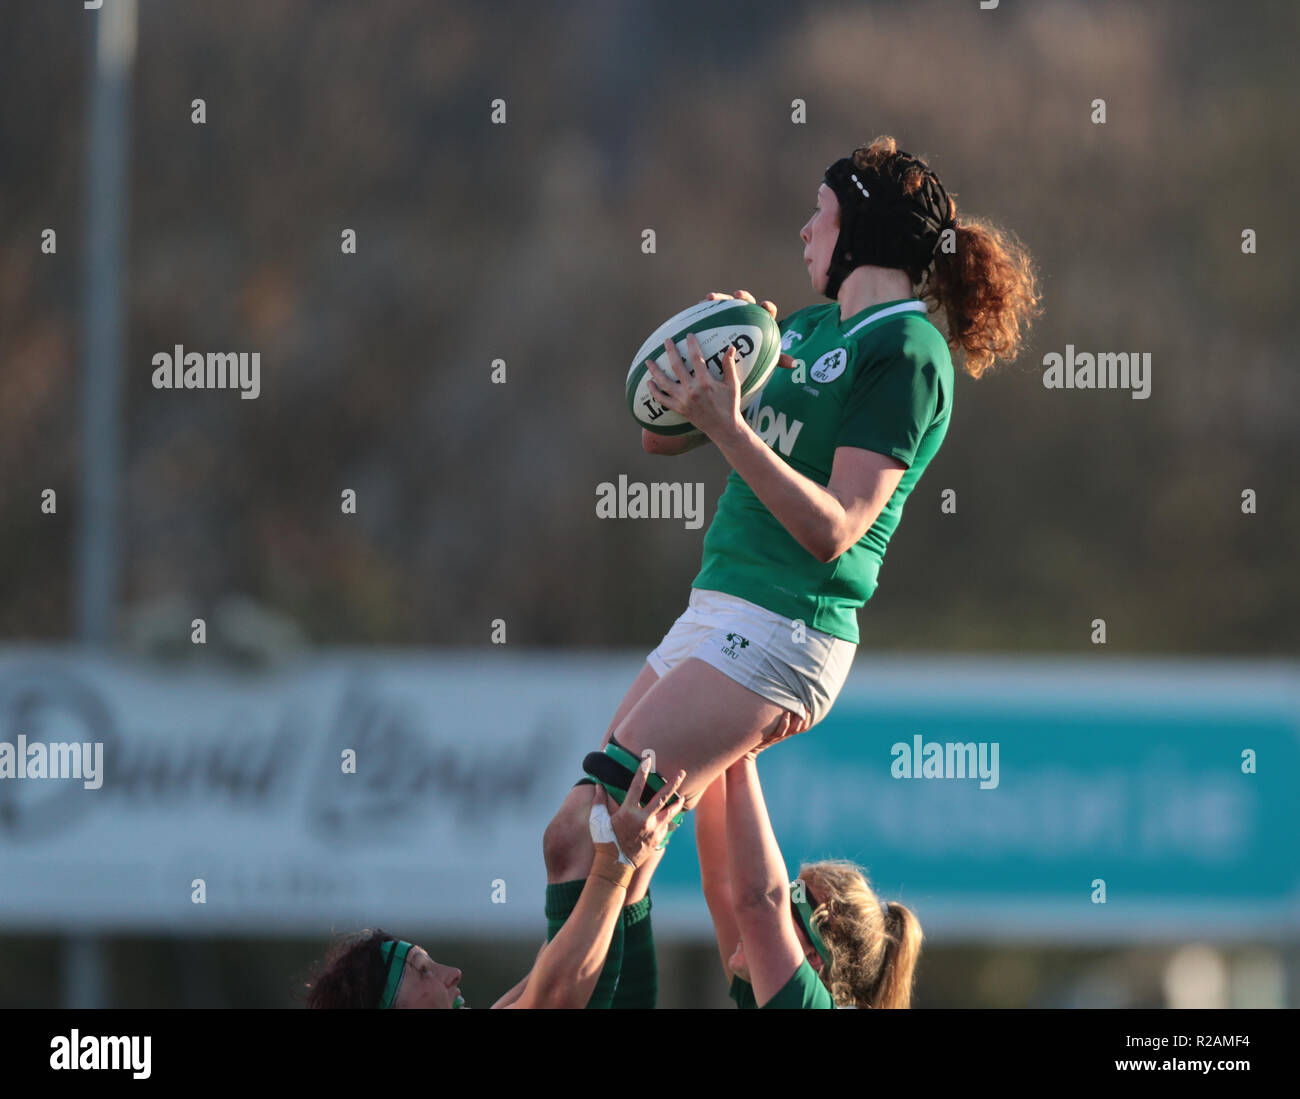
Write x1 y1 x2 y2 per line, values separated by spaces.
304 758 683 1008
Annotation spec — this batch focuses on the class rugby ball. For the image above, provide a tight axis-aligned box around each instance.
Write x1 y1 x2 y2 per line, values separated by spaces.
627 298 781 435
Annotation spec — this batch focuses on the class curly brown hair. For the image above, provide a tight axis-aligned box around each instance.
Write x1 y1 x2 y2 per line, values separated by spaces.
303 927 400 1009
850 136 1041 379
799 859 923 1008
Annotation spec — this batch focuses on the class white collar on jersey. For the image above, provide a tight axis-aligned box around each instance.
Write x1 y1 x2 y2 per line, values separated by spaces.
842 298 926 339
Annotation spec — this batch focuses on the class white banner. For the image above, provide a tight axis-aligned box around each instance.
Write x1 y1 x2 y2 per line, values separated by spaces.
1 649 1296 942
0 650 640 936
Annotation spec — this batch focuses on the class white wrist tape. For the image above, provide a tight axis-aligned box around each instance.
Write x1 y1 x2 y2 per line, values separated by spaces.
588 802 634 866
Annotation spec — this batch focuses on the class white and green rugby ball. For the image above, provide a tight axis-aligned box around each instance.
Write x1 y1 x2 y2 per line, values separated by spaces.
627 298 781 436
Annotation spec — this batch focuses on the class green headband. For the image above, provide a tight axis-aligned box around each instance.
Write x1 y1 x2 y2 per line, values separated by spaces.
378 939 412 1009
790 883 831 970
378 939 468 1008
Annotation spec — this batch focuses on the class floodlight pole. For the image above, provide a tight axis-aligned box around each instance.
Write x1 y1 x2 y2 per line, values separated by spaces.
68 0 137 1010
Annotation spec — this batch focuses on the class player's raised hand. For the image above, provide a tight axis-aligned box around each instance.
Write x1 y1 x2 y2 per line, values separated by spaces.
705 289 771 315
743 709 808 762
645 332 742 440
609 756 687 866
704 290 795 369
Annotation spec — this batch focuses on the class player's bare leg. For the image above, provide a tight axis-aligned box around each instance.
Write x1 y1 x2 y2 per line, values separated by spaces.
543 657 789 884
543 660 659 883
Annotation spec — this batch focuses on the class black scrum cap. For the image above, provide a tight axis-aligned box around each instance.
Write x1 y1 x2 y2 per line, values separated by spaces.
821 149 954 300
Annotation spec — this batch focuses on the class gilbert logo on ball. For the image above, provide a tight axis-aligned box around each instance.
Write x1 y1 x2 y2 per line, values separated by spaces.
627 298 781 436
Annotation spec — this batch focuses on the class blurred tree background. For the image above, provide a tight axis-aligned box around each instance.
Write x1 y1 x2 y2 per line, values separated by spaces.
2 0 1297 655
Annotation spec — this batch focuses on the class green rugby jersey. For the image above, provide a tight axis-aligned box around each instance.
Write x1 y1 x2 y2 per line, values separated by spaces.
692 297 953 643
728 959 836 1009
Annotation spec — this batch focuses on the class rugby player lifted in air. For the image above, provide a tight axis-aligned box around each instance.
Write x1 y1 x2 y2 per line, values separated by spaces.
543 136 1039 1008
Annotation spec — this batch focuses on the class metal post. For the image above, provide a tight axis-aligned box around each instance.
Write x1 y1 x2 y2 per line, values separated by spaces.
65 0 137 1011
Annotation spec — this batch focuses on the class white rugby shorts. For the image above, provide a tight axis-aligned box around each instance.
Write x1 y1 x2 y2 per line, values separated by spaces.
645 588 856 728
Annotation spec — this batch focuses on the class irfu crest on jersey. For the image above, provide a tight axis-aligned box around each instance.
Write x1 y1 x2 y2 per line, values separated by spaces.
810 347 849 384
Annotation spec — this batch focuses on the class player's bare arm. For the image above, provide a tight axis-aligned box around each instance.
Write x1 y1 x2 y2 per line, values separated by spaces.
647 333 905 562
510 761 684 1008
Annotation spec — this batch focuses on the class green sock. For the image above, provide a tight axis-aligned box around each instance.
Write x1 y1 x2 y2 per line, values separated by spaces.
610 893 657 1009
544 879 625 1009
